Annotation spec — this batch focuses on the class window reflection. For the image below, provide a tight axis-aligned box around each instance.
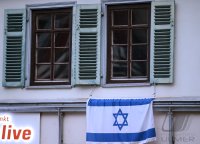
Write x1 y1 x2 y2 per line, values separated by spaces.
37 33 51 47
37 65 51 79
55 14 70 28
113 10 128 26
112 62 128 77
112 46 127 60
37 14 51 29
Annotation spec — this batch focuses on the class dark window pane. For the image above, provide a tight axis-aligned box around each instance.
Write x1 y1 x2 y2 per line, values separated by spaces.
36 65 51 79
131 61 147 76
112 45 127 60
55 32 70 47
37 14 51 29
54 64 68 79
112 62 127 77
55 48 69 63
113 10 128 26
55 13 70 28
37 33 51 47
37 49 51 63
132 9 148 25
132 29 147 44
132 45 147 60
113 30 128 44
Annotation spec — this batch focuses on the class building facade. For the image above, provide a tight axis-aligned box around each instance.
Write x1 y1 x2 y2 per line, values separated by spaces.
0 0 200 143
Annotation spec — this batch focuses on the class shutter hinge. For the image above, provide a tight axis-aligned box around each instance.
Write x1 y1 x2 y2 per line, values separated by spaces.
26 18 29 23
101 12 104 17
26 9 29 23
4 29 7 35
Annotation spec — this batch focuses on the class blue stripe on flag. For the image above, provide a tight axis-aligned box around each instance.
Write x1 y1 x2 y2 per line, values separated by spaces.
88 98 154 106
86 128 156 142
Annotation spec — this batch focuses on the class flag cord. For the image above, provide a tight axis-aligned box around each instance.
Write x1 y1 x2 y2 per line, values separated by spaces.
153 80 157 98
89 85 97 97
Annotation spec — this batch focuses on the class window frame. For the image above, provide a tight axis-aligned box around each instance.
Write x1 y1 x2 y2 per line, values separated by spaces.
107 4 151 84
26 2 76 88
31 8 72 86
101 0 152 87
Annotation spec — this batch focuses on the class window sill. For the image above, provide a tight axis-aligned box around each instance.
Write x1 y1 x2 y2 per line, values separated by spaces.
102 82 151 88
25 85 72 89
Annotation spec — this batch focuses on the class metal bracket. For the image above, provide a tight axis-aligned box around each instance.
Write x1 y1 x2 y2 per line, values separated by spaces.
58 108 64 144
168 108 174 144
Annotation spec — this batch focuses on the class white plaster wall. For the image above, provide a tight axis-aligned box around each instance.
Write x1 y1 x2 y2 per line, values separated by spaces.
40 113 58 144
0 0 200 101
1 1 200 144
41 112 200 144
150 112 200 144
63 112 86 144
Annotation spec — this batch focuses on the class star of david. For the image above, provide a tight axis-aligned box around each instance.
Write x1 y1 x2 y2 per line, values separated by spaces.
113 109 128 130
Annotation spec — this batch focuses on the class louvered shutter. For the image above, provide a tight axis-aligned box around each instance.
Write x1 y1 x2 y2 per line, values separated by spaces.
75 5 101 85
150 1 174 84
2 9 26 87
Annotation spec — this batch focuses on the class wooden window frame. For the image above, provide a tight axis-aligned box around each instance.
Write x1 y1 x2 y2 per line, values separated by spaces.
106 3 151 84
30 8 72 86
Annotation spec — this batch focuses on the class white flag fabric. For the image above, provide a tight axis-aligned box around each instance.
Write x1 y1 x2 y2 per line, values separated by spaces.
86 98 156 144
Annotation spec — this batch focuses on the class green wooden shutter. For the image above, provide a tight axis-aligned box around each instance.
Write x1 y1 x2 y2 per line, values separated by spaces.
2 9 26 87
74 5 101 85
150 1 174 84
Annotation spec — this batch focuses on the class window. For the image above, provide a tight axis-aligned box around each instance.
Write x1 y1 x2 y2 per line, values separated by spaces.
107 4 150 83
30 8 72 85
2 4 101 87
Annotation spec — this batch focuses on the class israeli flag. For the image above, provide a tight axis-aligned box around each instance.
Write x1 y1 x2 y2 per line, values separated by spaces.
86 98 156 144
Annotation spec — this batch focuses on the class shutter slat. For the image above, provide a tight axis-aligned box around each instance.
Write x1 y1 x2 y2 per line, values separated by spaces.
150 1 174 84
75 5 101 85
79 8 98 28
3 9 26 87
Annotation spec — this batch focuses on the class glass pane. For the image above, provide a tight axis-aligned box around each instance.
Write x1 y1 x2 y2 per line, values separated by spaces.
132 9 148 25
55 48 69 63
113 30 128 44
132 45 147 60
131 61 147 76
54 64 68 79
37 14 51 29
55 32 70 47
112 45 127 60
113 10 128 26
37 49 51 63
112 62 127 77
132 29 147 44
37 33 51 47
55 13 70 28
36 65 51 79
